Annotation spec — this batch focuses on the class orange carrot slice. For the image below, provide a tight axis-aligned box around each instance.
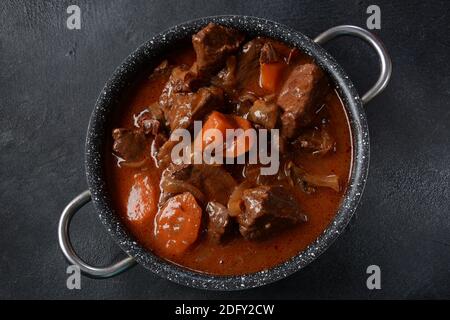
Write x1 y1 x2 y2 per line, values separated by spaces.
195 111 255 158
126 173 159 227
153 192 202 256
259 62 285 92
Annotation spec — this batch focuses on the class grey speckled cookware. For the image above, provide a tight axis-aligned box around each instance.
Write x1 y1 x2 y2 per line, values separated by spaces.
58 15 392 290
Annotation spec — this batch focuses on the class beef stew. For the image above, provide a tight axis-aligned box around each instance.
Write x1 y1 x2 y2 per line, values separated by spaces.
106 23 352 275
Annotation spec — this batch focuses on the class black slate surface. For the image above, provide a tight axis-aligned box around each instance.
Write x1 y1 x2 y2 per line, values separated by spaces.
0 0 449 299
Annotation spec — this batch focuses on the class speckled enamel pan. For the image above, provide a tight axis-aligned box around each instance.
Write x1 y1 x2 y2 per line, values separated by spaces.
58 15 391 290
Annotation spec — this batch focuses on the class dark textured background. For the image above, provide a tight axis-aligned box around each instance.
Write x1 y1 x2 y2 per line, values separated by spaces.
1 0 449 299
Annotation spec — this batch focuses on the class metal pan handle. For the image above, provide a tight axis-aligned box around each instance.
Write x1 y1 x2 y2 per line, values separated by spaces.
58 190 136 278
314 25 392 105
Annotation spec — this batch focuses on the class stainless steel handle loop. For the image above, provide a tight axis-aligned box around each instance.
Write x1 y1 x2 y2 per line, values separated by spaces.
314 25 392 104
58 190 136 278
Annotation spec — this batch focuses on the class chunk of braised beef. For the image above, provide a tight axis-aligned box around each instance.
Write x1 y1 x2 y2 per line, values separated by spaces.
229 92 257 117
206 201 232 243
156 137 180 169
212 55 237 94
196 165 237 205
192 23 244 77
171 65 201 92
159 65 198 99
181 86 223 130
159 66 189 127
112 128 147 162
235 38 266 90
238 185 307 240
151 133 168 160
248 98 279 129
161 84 224 131
160 163 237 206
277 63 328 138
134 103 165 135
